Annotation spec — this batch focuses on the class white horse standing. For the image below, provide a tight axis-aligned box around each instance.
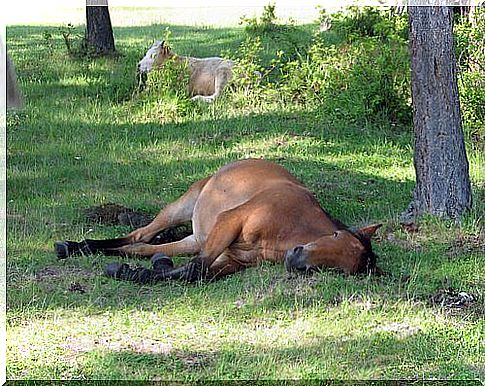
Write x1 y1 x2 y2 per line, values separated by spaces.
137 40 234 103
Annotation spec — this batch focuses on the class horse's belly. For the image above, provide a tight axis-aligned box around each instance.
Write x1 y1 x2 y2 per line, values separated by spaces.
190 73 215 96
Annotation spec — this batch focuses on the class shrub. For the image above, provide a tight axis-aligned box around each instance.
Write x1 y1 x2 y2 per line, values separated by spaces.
230 5 413 124
278 36 411 123
224 37 265 100
454 7 485 138
240 3 278 35
329 6 408 43
459 71 485 136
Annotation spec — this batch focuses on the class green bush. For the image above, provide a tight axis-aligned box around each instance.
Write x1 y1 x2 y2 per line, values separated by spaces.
459 71 485 138
240 3 278 35
274 36 411 123
230 37 265 94
454 7 485 139
228 6 413 124
329 6 408 42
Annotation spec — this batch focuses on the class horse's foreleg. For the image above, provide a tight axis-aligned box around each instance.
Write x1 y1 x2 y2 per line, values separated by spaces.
106 252 243 284
118 235 200 257
56 232 200 260
55 237 131 259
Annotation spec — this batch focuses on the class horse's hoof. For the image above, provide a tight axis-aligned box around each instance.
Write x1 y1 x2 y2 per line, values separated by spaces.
105 262 131 280
151 253 174 271
55 241 70 259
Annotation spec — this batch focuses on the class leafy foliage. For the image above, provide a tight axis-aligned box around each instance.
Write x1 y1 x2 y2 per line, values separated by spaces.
454 7 485 141
240 3 279 34
229 7 412 125
328 6 409 42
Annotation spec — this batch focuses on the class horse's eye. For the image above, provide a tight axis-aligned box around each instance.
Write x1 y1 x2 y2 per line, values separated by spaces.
333 231 338 238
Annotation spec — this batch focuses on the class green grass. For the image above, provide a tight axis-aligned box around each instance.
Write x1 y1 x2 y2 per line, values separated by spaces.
6 17 485 381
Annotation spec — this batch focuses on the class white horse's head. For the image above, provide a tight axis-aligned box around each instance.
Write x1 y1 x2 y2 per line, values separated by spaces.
137 40 172 73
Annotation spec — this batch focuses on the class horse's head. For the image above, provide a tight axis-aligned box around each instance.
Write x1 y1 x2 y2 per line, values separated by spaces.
137 40 172 74
285 224 382 274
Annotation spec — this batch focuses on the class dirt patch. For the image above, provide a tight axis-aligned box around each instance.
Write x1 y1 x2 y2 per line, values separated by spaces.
34 266 94 294
429 287 482 317
83 203 192 244
131 341 173 355
430 287 476 308
84 203 152 228
34 266 64 281
68 282 86 294
63 335 173 355
174 351 215 370
385 232 423 252
401 222 419 234
63 335 214 369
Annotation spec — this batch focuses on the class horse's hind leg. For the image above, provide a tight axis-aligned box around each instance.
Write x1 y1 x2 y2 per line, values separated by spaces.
105 204 249 284
128 176 210 243
55 176 210 259
191 67 232 103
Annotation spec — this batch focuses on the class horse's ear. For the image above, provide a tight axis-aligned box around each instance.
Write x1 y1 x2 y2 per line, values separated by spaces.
357 224 382 239
160 40 165 47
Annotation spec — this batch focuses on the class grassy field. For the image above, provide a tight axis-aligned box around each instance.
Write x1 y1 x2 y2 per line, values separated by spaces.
6 13 484 381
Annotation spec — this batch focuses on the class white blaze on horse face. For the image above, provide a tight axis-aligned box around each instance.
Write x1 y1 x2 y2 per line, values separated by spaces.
138 41 163 73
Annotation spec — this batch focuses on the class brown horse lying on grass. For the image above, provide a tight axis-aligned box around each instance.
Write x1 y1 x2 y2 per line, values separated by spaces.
55 159 382 284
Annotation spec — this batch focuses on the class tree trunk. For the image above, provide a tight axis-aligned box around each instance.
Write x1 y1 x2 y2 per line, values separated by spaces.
402 6 472 223
85 0 115 55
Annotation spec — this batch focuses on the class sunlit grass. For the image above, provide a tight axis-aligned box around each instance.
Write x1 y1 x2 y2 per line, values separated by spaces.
6 14 484 382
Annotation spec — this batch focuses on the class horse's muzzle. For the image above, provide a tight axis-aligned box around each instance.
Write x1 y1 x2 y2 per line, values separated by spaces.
284 246 308 273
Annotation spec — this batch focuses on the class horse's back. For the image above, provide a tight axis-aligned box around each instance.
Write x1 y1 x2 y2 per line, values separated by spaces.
203 158 303 201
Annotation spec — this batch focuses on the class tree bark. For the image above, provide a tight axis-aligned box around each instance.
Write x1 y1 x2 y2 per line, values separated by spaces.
85 0 115 55
402 6 472 223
